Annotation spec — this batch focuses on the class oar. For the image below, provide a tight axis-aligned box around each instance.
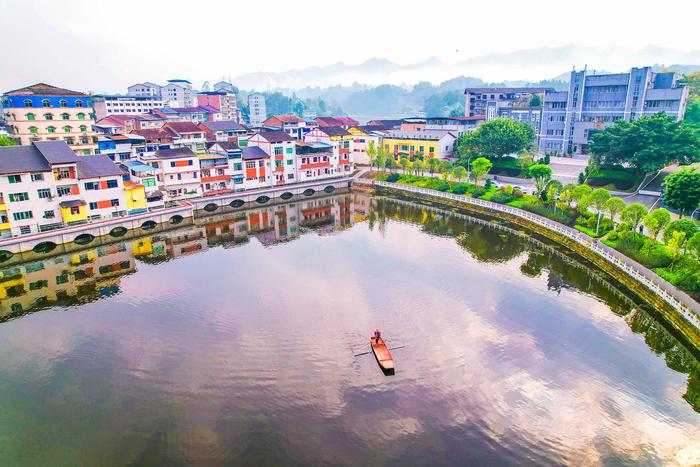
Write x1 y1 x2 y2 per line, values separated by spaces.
354 345 407 357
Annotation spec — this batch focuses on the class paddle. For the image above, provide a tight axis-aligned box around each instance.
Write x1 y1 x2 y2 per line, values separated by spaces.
353 345 407 357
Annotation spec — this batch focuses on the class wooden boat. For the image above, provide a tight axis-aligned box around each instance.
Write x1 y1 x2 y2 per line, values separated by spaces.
371 336 395 371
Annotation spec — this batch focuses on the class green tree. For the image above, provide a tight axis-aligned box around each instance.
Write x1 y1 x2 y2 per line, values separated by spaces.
385 156 396 173
621 203 649 230
667 231 687 270
572 184 592 204
375 146 387 173
589 188 611 234
366 140 377 171
663 169 700 216
578 194 593 214
440 160 453 181
414 158 426 175
427 157 440 177
516 150 534 174
0 135 16 146
687 231 700 259
603 197 625 223
643 208 672 240
663 218 699 244
456 118 534 160
528 164 552 195
529 94 542 107
399 157 410 173
589 113 700 173
557 189 572 211
470 157 492 186
452 165 466 182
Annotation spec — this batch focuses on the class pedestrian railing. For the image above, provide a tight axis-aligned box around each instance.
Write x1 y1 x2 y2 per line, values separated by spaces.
354 178 700 331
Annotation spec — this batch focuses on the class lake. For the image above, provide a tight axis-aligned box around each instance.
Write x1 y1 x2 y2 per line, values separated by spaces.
0 191 699 466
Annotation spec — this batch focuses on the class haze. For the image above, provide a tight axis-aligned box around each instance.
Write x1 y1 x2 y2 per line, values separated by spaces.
1 0 698 92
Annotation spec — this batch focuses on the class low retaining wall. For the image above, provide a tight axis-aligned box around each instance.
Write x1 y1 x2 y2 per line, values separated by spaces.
354 178 700 346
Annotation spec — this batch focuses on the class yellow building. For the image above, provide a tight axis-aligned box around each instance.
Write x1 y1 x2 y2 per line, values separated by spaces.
59 200 88 224
0 194 10 233
124 181 147 214
381 130 457 160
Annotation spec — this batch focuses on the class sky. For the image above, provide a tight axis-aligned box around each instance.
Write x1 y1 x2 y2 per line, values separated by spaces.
1 0 699 92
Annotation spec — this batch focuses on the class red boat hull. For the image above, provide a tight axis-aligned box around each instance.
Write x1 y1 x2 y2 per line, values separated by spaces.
371 337 395 371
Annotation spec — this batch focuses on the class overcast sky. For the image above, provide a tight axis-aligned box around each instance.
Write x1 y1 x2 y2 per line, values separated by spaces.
1 0 698 93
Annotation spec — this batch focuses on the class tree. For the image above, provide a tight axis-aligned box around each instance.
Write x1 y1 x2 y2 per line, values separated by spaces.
470 157 492 186
589 188 611 234
667 231 687 270
516 150 534 174
528 164 552 195
546 185 558 207
440 161 453 181
578 194 593 214
557 189 572 211
621 203 648 230
399 157 410 173
427 157 440 177
663 169 700 216
452 165 466 182
643 208 671 240
687 232 700 259
456 118 534 160
385 156 396 173
603 197 625 223
366 140 377 171
414 158 426 175
589 113 700 173
529 94 542 107
572 184 592 204
375 146 387 173
663 218 699 244
0 135 16 146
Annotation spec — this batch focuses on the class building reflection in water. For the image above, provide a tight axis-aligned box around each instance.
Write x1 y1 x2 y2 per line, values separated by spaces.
0 192 366 319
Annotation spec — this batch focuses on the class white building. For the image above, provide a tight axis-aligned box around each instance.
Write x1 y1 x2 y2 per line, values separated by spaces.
245 131 297 188
127 82 162 98
248 92 266 127
161 80 196 108
92 95 164 120
140 147 202 200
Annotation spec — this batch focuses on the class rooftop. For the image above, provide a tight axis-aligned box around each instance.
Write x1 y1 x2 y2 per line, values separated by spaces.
385 130 456 141
4 83 87 97
122 160 156 173
256 130 293 143
315 116 360 127
163 122 203 134
155 147 197 160
76 154 123 179
242 146 269 160
318 126 350 137
0 145 52 174
200 120 247 132
464 87 554 95
266 114 303 124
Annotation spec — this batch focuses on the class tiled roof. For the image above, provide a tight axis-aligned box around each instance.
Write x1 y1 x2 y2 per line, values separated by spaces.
4 83 87 96
200 120 247 132
33 141 78 164
210 141 240 151
130 129 172 142
366 119 402 128
59 200 86 208
242 146 269 160
256 130 292 143
464 87 554 94
76 155 123 179
0 145 51 174
266 114 303 124
316 116 359 126
318 126 350 137
155 147 197 159
163 122 202 134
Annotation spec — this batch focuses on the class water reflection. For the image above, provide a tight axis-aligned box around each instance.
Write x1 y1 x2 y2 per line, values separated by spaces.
1 191 699 465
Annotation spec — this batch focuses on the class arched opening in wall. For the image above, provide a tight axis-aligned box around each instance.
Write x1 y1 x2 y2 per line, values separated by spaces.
170 215 184 225
230 199 245 208
109 226 128 237
303 189 315 196
203 203 218 212
0 250 14 263
280 192 293 200
73 233 95 245
324 185 336 193
256 195 270 204
33 241 56 254
141 220 157 231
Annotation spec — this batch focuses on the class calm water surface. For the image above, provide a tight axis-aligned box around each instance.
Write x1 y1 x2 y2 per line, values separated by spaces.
1 192 699 466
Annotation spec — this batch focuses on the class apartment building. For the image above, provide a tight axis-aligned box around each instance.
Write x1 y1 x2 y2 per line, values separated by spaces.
382 130 457 160
197 91 239 122
0 142 127 236
92 95 164 120
539 67 690 154
161 122 207 152
141 147 202 199
246 131 297 187
127 82 162 98
152 106 221 123
209 141 244 190
2 83 98 155
347 126 388 164
247 92 267 127
198 152 231 195
314 116 360 129
300 127 354 181
464 87 552 120
199 120 248 142
263 114 314 140
160 79 196 107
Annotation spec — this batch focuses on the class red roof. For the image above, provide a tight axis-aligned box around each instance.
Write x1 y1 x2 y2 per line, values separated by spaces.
131 129 173 143
163 121 202 134
5 83 87 96
316 116 359 127
265 114 303 124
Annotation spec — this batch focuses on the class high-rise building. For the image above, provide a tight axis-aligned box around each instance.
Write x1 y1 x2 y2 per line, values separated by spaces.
539 67 689 154
247 92 266 127
197 91 239 122
2 83 98 155
464 87 551 120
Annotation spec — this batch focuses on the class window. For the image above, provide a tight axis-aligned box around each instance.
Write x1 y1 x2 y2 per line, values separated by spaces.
286 147 293 154
258 176 265 182
29 126 38 134
64 126 72 133
31 173 44 181
9 192 29 202
274 147 283 155
44 113 53 120
8 175 22 184
26 113 35 121
77 113 85 120
59 100 67 108
47 126 56 133
61 113 70 120
43 210 55 218
57 186 72 196
24 99 33 108
286 159 293 165
79 125 87 132
105 179 118 189
258 160 264 167
111 199 119 207
12 211 33 221
37 188 51 199
89 202 98 210
56 273 69 285
84 182 97 190
42 99 51 108
177 173 182 180
245 162 255 169
75 100 83 108
143 178 156 187
233 163 242 170
70 206 81 215
81 137 89 144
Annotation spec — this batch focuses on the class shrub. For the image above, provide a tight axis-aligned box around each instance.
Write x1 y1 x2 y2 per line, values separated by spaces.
437 183 450 192
521 202 573 225
386 173 401 182
472 188 487 198
663 219 698 244
607 230 619 241
578 172 585 184
451 184 469 195
490 191 515 204
485 179 493 189
513 190 523 198
504 184 513 195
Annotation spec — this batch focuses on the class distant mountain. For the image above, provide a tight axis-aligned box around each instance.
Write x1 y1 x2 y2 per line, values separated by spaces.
229 45 700 91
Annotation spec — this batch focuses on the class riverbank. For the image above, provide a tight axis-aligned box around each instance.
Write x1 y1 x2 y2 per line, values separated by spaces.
354 178 700 352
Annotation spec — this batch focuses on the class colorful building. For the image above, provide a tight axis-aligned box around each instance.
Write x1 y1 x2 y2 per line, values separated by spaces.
92 95 164 121
381 130 457 160
2 83 98 155
197 91 239 122
262 114 313 140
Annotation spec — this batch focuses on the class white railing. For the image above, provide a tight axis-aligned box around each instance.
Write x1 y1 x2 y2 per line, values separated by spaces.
355 178 700 331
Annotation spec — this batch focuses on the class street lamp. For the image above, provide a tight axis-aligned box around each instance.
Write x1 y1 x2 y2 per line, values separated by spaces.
691 207 700 221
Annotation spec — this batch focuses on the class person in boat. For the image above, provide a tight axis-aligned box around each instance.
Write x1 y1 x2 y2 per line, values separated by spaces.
374 329 381 344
